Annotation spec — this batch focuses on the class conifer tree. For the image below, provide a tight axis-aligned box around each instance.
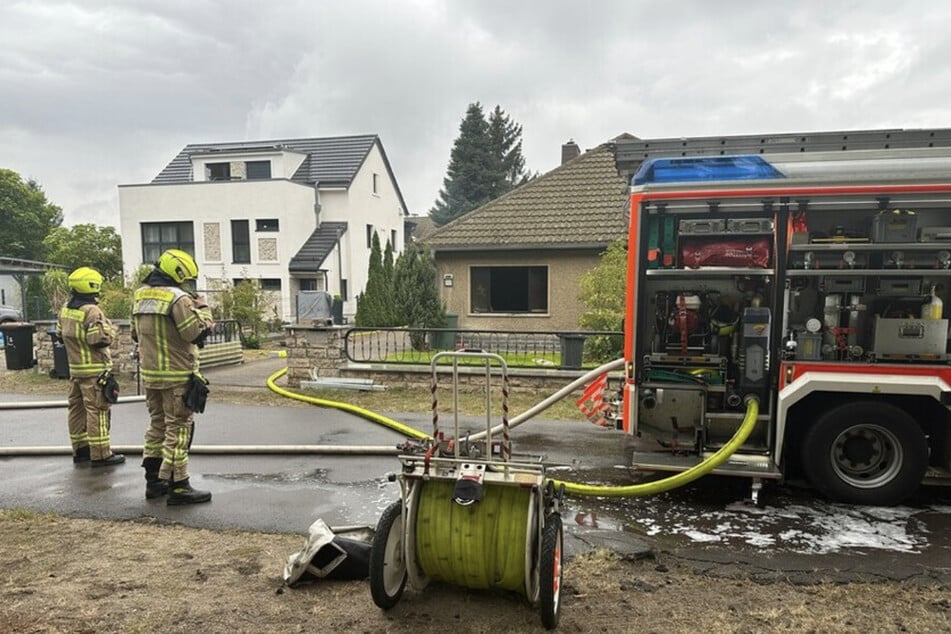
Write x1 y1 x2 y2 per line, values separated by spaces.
382 238 397 325
394 243 446 349
429 102 529 226
355 232 388 326
488 105 528 190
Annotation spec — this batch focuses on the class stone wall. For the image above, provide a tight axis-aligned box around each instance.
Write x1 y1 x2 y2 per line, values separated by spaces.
284 324 349 387
283 324 588 394
32 320 138 377
28 320 242 378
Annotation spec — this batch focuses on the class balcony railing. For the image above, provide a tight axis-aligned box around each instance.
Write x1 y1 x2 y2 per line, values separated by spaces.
343 327 622 370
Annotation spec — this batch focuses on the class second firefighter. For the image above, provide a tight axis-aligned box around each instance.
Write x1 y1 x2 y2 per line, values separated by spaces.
132 249 215 505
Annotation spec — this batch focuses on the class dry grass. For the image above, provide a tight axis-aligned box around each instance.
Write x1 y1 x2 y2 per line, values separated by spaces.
1 511 947 634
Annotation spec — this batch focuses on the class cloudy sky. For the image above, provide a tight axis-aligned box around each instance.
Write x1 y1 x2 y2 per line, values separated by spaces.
2 0 951 228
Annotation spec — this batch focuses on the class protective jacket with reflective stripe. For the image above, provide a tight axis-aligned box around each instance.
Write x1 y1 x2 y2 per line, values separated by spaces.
132 284 214 389
56 302 116 378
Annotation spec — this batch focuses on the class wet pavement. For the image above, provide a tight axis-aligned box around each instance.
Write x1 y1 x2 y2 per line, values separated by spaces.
2 355 950 583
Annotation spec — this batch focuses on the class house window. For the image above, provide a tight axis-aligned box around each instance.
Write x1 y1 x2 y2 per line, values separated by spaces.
259 278 282 291
232 220 250 264
256 218 279 232
207 162 231 181
340 279 348 301
141 222 194 264
366 224 373 248
246 161 271 180
372 173 379 194
299 279 319 291
470 266 548 314
391 229 397 248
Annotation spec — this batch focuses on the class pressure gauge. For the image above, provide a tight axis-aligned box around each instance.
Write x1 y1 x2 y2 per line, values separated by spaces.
805 318 822 334
842 251 856 268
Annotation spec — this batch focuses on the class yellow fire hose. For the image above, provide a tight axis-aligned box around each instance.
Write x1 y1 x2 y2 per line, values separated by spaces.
267 367 428 440
414 479 530 593
554 395 759 498
268 367 760 499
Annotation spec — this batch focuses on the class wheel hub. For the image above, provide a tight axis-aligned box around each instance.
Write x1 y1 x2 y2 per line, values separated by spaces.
831 424 902 488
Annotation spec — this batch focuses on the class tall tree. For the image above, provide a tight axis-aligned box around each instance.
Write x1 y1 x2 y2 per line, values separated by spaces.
0 168 63 260
488 105 528 191
430 102 494 226
382 238 397 325
355 232 397 327
43 223 123 279
429 103 529 226
394 243 446 350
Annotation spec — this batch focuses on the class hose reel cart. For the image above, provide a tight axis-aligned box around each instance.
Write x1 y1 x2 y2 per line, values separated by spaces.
370 351 565 630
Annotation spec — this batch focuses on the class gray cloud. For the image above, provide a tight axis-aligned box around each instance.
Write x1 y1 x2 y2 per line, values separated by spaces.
2 0 951 228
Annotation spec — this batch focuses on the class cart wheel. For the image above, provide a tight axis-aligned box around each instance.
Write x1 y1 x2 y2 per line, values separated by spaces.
539 513 563 630
370 500 407 609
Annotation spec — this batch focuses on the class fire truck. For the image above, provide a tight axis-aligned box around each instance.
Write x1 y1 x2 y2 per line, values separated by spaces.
620 147 951 505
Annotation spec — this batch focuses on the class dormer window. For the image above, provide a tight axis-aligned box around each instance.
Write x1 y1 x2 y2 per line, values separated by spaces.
246 160 271 180
207 163 231 181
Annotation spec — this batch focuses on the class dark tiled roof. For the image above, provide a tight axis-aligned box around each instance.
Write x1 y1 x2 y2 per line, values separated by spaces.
152 135 378 186
150 134 410 215
289 222 348 273
423 143 628 251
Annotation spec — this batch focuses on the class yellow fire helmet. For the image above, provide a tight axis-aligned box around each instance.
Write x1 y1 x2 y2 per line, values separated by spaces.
67 266 104 295
157 249 199 285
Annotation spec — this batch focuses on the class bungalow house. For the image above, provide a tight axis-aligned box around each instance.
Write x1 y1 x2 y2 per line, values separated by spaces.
422 140 629 331
118 134 409 323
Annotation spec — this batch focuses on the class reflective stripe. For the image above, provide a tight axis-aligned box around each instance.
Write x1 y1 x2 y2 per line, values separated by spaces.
133 287 187 315
140 368 193 382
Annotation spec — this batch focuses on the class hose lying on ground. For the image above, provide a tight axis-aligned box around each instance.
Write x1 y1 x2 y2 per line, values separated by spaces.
269 364 759 499
1 363 757 498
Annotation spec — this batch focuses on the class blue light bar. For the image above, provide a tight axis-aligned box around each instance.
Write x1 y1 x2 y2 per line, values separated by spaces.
631 155 785 186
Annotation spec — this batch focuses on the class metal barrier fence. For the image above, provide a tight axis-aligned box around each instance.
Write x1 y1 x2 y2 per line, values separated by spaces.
206 319 240 344
343 327 622 370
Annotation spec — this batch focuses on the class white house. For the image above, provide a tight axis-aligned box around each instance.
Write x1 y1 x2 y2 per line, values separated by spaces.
117 135 408 322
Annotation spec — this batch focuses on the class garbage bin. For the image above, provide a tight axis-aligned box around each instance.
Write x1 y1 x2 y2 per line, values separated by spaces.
48 329 70 379
332 296 344 325
1 322 36 370
559 334 585 370
432 314 459 350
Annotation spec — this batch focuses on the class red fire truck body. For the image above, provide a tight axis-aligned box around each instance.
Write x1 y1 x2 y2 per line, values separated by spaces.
622 149 951 504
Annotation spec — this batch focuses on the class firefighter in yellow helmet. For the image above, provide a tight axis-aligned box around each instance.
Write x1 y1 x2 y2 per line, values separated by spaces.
56 266 125 467
132 249 215 505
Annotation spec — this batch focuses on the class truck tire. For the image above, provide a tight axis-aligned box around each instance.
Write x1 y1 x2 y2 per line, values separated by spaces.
800 401 927 505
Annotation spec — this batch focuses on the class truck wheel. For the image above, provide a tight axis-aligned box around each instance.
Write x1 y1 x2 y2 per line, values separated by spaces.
369 501 407 609
800 402 927 505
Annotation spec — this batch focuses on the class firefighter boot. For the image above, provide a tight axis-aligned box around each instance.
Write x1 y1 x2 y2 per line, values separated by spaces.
142 457 168 499
90 453 126 468
72 446 91 464
167 478 212 506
